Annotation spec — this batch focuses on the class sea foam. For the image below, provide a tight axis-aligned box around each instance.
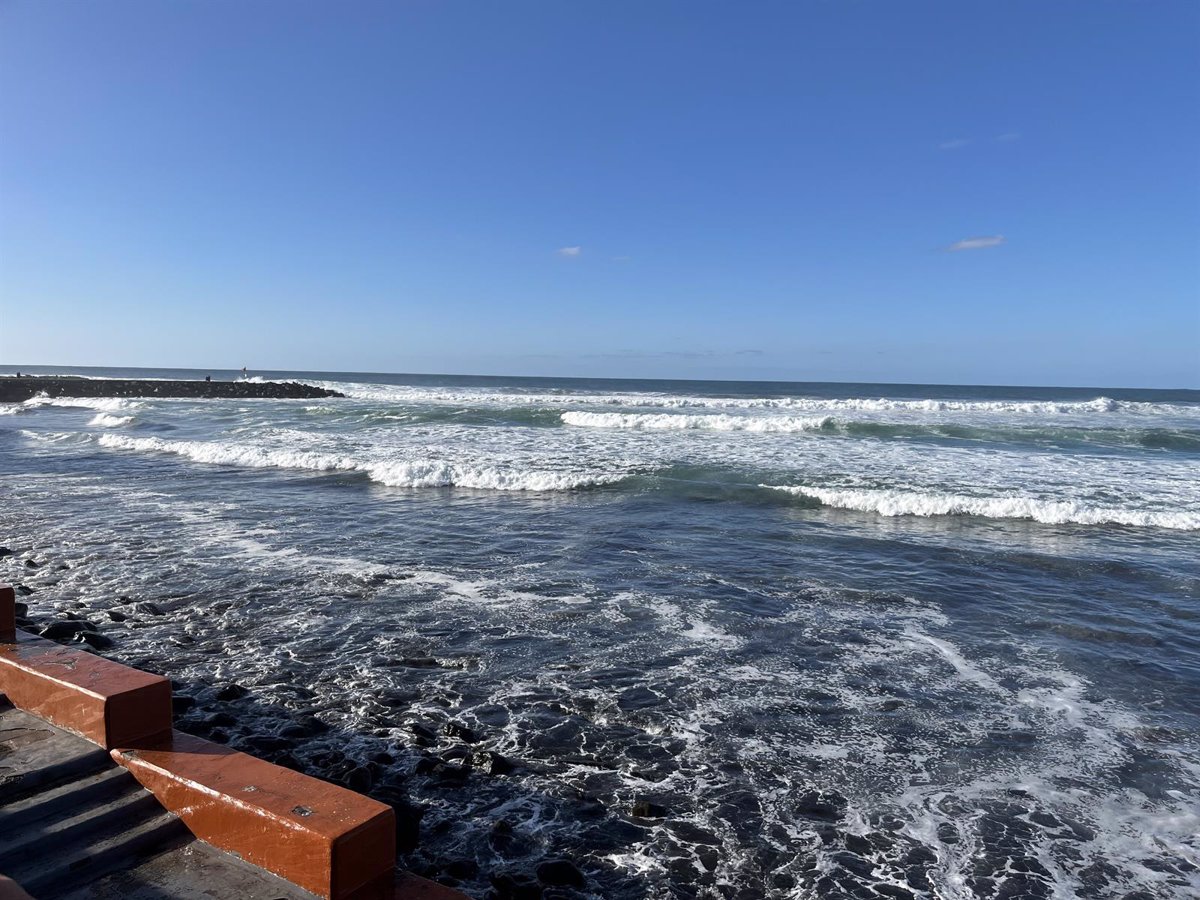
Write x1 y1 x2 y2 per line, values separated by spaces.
767 484 1200 530
561 411 833 432
94 434 618 491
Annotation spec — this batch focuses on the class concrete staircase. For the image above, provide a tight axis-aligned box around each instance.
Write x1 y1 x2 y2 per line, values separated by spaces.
0 702 187 897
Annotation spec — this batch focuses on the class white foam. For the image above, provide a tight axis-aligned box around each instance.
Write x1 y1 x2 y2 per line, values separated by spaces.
562 411 833 432
93 433 619 492
767 485 1200 530
88 413 134 427
22 395 143 412
301 380 1199 418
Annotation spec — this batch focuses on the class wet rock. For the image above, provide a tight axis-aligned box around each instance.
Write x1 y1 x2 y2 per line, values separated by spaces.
241 735 295 756
216 683 249 702
490 872 543 900
40 620 94 641
79 631 115 650
409 722 438 742
0 547 12 557
24 559 40 569
444 722 479 743
16 585 34 596
795 790 846 822
55 563 70 571
14 602 28 618
397 657 441 668
107 609 127 622
536 859 585 889
370 751 396 766
293 714 331 736
474 750 519 776
343 766 374 793
205 712 238 728
172 695 197 714
631 799 668 818
135 601 164 616
444 859 478 880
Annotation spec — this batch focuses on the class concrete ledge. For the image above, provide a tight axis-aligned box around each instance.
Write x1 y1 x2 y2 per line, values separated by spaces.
0 631 172 750
113 731 396 900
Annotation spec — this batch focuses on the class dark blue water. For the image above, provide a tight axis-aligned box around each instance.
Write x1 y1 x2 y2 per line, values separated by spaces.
2 367 1198 898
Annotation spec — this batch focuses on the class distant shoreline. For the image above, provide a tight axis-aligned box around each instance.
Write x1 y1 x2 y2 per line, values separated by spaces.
0 375 343 403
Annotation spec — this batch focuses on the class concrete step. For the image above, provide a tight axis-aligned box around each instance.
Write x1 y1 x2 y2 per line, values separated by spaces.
0 766 138 832
0 784 165 870
0 703 112 803
11 809 189 898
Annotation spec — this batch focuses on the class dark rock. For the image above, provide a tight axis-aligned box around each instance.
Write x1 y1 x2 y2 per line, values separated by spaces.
241 734 295 755
398 657 441 668
409 722 438 742
631 799 668 818
0 547 12 557
475 750 519 776
79 631 115 650
490 872 543 900
40 620 93 641
343 766 374 793
56 563 70 571
536 859 586 889
16 585 34 596
444 722 479 743
370 751 396 766
293 714 330 735
444 859 478 880
135 602 164 616
24 559 40 569
172 696 196 714
107 609 127 622
14 602 27 618
205 712 238 728
216 683 249 702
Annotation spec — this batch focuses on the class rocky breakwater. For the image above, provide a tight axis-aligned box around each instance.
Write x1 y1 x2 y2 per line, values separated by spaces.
0 376 343 403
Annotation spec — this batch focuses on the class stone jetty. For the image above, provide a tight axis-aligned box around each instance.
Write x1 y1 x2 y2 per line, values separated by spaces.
0 376 343 403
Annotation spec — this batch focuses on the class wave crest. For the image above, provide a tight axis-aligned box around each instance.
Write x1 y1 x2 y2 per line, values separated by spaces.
562 411 834 432
766 485 1200 530
93 434 618 491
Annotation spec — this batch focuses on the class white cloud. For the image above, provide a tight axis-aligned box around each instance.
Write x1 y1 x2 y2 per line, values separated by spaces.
939 138 971 151
556 246 582 257
947 235 1006 252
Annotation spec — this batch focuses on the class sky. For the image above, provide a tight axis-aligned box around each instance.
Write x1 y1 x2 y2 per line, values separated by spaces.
1 1 1197 387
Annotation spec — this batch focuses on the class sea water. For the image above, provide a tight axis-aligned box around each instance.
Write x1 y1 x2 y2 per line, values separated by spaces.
1 366 1197 899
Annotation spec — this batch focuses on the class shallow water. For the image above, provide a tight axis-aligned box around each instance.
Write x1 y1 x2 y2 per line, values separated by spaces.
2 367 1198 898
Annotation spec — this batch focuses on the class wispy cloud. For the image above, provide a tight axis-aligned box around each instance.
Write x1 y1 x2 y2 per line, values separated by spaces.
939 138 971 151
556 246 582 257
946 235 1006 252
995 132 1021 142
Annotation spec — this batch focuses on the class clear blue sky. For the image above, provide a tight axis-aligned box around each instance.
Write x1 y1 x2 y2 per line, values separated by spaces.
2 1 1197 387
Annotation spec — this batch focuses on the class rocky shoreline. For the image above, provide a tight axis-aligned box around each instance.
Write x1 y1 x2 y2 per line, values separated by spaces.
0 376 343 403
1 543 597 900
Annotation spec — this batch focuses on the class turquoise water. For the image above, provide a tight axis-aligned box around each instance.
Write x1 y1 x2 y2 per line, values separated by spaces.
2 366 1198 898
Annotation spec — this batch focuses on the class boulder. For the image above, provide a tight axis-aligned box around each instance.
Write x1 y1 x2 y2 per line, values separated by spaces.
536 859 586 889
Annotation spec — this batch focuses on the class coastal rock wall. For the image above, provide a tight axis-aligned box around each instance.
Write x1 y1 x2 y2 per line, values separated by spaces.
0 376 343 402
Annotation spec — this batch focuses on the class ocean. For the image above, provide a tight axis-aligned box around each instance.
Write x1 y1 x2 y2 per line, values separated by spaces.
2 365 1198 899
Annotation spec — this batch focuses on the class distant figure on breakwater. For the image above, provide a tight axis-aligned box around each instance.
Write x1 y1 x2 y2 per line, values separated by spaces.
205 375 211 383
241 366 248 380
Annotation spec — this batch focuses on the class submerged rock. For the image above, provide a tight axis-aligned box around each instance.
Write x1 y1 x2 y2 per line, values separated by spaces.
536 859 586 888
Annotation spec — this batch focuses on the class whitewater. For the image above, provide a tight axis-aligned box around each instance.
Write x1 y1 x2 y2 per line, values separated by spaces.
2 367 1199 899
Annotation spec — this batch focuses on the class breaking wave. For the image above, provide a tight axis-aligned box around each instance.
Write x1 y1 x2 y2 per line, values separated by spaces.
92 434 620 491
22 395 143 412
768 485 1200 530
88 413 134 427
562 411 834 432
